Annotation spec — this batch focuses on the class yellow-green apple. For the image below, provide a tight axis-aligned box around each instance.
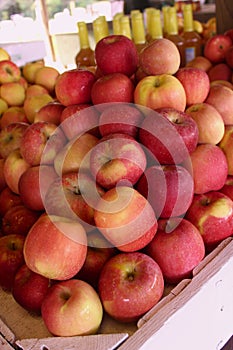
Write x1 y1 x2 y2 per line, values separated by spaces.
90 132 147 189
41 279 103 336
53 133 99 175
22 61 44 84
0 187 22 218
91 73 135 108
0 60 21 84
1 204 41 236
98 102 144 138
0 122 29 159
76 230 116 289
207 63 232 82
185 191 233 251
94 186 158 252
0 107 29 129
34 101 65 125
0 98 8 119
18 165 57 212
139 108 196 165
204 34 233 63
55 68 95 106
219 175 233 200
190 143 228 194
205 84 233 125
0 82 25 106
136 164 194 219
0 158 6 192
98 251 164 322
23 94 54 124
60 104 100 140
185 102 225 145
139 38 180 75
20 121 66 166
25 84 49 98
23 214 87 280
44 172 105 231
186 55 212 71
219 125 233 175
145 217 205 284
12 264 50 314
175 67 210 106
0 47 11 61
226 45 233 69
34 66 60 94
94 34 139 77
134 74 187 112
3 149 30 194
0 234 25 290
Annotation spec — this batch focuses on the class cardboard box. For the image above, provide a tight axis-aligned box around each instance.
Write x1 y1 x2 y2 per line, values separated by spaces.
0 237 232 350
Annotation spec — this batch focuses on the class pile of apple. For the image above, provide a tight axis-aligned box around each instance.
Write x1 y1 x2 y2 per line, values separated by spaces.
0 27 233 338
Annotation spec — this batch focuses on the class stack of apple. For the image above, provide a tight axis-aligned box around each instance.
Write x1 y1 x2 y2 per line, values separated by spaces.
0 28 233 338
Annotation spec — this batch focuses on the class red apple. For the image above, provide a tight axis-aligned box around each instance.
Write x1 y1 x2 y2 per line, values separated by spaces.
134 74 187 112
146 217 205 284
94 34 139 77
139 38 180 76
186 55 213 71
41 279 103 336
210 80 233 89
186 191 233 251
34 101 65 125
219 125 233 175
55 68 96 106
219 175 233 201
204 34 233 63
0 122 29 159
225 45 233 69
0 158 7 192
23 214 87 280
207 63 232 82
98 251 164 322
0 234 25 290
0 60 21 84
224 29 233 42
0 187 22 218
94 186 158 252
90 132 147 189
12 264 50 314
190 144 228 194
0 106 29 129
175 67 210 106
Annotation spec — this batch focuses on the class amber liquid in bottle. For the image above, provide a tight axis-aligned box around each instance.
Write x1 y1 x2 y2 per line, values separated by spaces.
75 21 95 68
181 4 202 65
131 12 147 53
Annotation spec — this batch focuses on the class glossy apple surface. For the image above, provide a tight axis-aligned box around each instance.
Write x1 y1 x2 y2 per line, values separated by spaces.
219 125 233 175
0 60 21 84
204 34 233 63
0 122 29 159
0 187 22 218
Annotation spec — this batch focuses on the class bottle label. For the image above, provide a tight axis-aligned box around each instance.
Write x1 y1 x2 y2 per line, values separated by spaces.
185 47 195 63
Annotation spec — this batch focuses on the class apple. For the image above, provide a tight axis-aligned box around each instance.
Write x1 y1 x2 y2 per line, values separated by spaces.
98 102 144 138
0 97 8 119
23 93 54 124
23 214 87 280
20 121 67 167
0 82 25 107
0 60 21 84
90 132 147 189
12 264 50 314
208 63 232 82
175 67 210 106
3 149 30 194
98 251 164 322
210 80 233 89
219 125 233 175
186 55 213 71
204 34 233 63
205 84 233 125
224 29 233 42
0 187 22 218
25 84 49 98
219 175 233 201
18 165 58 212
134 74 187 112
60 103 100 140
190 143 228 194
18 76 28 90
34 66 60 94
41 279 103 336
94 186 158 252
225 45 233 69
138 108 195 165
34 101 65 125
0 106 29 129
185 191 233 251
0 234 25 290
139 38 180 76
55 68 96 106
136 164 194 219
0 122 29 159
0 158 7 192
94 34 139 77
1 204 41 236
146 218 205 284
22 61 44 84
185 102 225 145
76 230 116 289
0 47 11 61
91 73 135 108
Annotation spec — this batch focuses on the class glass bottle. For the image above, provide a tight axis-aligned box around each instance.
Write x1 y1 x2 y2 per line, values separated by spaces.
93 16 109 44
119 15 132 39
162 5 170 38
148 9 163 42
181 3 202 65
112 12 124 35
75 21 95 68
131 12 147 53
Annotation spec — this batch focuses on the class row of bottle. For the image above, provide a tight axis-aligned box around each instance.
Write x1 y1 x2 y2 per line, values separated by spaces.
75 4 202 70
